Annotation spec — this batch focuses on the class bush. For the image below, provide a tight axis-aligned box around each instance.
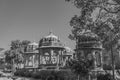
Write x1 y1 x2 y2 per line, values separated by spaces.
103 64 112 70
46 75 56 80
32 71 41 79
59 66 69 69
24 71 32 77
31 70 55 79
31 70 76 80
46 67 56 69
97 73 113 80
47 70 77 80
14 69 28 77
103 63 120 70
115 62 120 69
15 69 77 80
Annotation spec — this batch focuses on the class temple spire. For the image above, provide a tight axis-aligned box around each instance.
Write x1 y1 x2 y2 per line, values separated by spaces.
49 29 53 35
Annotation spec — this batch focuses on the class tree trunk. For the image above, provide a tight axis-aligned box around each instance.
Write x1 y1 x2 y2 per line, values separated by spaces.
12 59 16 76
111 46 115 80
78 75 80 80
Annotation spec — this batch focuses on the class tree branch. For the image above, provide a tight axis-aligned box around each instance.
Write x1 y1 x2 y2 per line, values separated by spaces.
97 5 120 14
94 8 102 23
106 2 120 5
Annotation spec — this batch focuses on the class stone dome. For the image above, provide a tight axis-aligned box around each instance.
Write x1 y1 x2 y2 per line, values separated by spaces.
77 30 102 50
64 47 73 53
78 30 100 42
25 41 38 52
39 32 64 48
45 32 58 40
28 42 38 46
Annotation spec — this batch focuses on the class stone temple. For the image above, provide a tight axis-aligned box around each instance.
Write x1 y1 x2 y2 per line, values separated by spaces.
23 32 73 70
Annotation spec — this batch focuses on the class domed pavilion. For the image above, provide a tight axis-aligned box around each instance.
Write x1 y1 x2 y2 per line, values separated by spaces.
37 32 73 69
75 30 104 80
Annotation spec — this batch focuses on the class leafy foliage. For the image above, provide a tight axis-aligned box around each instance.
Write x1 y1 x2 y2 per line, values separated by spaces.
5 40 30 64
66 0 120 50
97 73 113 80
67 58 93 77
14 69 76 80
10 40 21 50
4 50 13 64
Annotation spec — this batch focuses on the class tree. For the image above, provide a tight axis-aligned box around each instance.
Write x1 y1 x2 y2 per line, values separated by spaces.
0 48 5 64
5 40 31 68
10 40 21 50
66 0 120 79
4 50 14 64
68 58 93 80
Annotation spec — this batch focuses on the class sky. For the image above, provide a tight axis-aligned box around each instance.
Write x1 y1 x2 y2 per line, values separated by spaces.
0 0 80 50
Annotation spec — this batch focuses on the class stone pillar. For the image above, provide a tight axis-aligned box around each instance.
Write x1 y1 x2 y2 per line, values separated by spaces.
23 55 26 68
38 54 40 66
26 57 29 67
100 51 103 69
56 50 61 69
33 55 35 68
60 50 62 66
39 49 42 65
51 49 53 64
40 55 42 65
57 51 60 69
92 50 97 69
119 51 120 58
61 50 65 67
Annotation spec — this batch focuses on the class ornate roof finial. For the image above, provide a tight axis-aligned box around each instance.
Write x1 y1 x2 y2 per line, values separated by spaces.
49 29 53 35
44 29 58 39
33 40 36 42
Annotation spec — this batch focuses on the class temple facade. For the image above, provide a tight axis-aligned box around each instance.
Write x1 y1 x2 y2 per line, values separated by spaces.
23 32 73 69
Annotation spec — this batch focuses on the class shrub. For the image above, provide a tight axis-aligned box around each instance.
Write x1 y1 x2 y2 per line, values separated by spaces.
103 64 112 70
32 71 41 79
57 70 77 80
46 75 56 80
14 69 27 76
97 73 113 80
115 62 120 69
40 70 53 80
103 63 120 70
15 69 77 80
24 71 32 77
